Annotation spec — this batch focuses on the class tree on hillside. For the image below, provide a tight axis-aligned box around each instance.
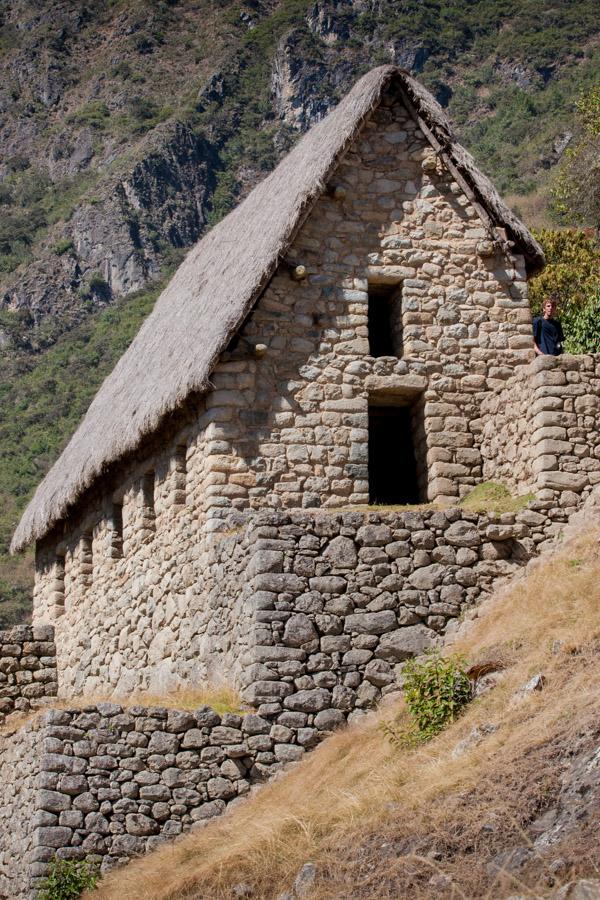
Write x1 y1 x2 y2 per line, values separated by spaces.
552 86 600 232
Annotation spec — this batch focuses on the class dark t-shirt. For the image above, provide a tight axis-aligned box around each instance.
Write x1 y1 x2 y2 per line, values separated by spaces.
533 316 564 356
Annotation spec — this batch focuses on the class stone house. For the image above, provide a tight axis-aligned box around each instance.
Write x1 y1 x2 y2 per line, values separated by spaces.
12 65 558 701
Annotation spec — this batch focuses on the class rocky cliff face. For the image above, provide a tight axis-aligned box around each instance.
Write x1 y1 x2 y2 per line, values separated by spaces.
2 122 217 321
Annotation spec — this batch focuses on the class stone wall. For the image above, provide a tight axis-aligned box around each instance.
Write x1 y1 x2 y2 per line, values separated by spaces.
0 499 576 897
39 506 568 704
0 718 41 900
235 506 555 714
481 364 537 492
0 625 57 724
0 701 325 898
482 354 600 499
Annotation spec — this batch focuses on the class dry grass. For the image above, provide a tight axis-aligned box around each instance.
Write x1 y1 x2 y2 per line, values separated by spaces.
89 530 600 900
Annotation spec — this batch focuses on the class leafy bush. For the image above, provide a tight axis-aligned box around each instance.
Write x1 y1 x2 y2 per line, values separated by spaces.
384 652 472 746
561 288 600 354
38 858 99 900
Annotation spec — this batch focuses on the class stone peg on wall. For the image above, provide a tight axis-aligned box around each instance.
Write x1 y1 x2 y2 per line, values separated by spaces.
476 239 496 257
327 183 347 201
291 264 307 281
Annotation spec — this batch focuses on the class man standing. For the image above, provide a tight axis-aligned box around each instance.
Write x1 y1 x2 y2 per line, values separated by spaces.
533 296 565 356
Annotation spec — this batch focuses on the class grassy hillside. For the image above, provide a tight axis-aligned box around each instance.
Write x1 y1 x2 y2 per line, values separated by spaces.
0 0 598 624
89 528 600 899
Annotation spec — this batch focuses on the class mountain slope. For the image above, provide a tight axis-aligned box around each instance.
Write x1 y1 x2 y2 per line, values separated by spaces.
89 524 600 899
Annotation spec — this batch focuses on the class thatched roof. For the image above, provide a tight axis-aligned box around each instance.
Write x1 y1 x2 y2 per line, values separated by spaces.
12 65 544 553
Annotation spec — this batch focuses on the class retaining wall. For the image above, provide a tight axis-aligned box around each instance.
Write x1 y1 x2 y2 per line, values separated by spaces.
0 701 317 898
0 718 41 899
235 505 559 713
33 506 575 707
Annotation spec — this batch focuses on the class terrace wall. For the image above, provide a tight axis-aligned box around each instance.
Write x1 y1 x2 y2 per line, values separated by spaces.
36 506 567 705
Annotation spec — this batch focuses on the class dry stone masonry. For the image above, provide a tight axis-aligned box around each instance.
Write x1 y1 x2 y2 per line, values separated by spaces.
0 701 310 898
0 625 57 724
30 87 546 700
482 354 600 498
0 499 584 899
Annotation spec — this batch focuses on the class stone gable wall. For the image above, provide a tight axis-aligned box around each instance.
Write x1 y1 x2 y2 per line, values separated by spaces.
482 354 600 499
0 625 57 724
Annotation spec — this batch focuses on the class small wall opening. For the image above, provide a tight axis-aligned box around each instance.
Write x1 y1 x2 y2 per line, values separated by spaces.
368 401 426 504
141 471 156 539
80 532 93 587
173 444 187 506
109 502 123 559
368 283 403 357
142 472 155 513
53 553 65 616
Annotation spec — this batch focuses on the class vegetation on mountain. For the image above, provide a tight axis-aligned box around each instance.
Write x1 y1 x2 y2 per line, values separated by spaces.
0 0 598 623
552 86 600 231
0 280 163 625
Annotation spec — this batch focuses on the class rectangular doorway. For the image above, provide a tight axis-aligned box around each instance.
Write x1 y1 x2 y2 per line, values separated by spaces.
368 404 423 505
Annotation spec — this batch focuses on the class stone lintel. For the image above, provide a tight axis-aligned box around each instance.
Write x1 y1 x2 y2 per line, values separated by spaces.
365 374 427 405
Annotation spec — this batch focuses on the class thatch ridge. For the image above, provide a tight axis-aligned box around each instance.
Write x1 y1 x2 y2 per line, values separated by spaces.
11 66 543 553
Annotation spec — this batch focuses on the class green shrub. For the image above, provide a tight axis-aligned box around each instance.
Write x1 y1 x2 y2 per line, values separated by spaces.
52 238 74 256
67 101 110 129
383 651 472 747
38 858 99 900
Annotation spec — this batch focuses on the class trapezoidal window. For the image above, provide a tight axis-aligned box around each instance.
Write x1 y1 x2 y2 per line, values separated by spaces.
368 399 426 505
142 471 155 513
109 502 123 559
53 552 66 616
141 471 156 538
79 532 93 587
368 283 403 358
173 444 187 506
